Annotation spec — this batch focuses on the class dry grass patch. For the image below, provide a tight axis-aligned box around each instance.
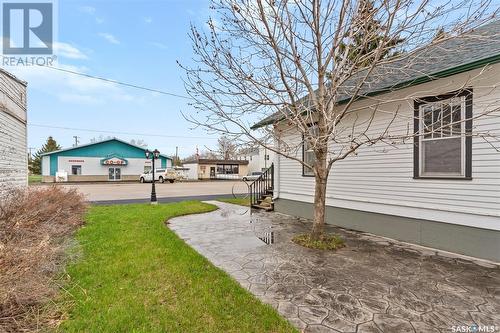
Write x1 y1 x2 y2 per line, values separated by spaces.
0 186 87 332
292 233 345 250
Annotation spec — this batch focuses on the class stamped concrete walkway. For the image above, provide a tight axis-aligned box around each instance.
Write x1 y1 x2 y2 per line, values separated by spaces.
169 201 500 333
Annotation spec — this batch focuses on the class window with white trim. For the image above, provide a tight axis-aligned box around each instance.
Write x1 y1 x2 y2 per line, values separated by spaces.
302 125 318 176
415 90 472 179
71 165 82 175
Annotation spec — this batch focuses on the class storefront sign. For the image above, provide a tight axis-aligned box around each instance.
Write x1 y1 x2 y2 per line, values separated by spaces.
100 156 128 166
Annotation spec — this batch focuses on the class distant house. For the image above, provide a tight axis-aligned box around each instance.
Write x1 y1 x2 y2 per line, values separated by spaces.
251 21 500 261
41 138 172 182
183 159 249 180
237 146 274 173
0 68 28 196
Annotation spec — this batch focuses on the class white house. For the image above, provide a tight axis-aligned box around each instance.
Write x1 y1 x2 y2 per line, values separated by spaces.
237 146 275 173
0 68 27 196
252 21 500 261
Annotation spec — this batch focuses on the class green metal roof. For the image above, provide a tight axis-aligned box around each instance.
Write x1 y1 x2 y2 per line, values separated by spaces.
252 20 500 129
41 137 173 160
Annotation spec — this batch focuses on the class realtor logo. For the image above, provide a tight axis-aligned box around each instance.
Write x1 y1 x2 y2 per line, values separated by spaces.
2 1 53 55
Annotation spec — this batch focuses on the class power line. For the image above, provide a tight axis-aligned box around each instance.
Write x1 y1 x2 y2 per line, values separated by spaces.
28 123 218 140
39 65 192 100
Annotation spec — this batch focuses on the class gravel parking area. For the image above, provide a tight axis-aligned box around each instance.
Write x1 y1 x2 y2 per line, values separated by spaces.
36 181 247 202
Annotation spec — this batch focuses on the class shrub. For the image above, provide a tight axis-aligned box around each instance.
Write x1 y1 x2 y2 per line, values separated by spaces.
0 186 87 332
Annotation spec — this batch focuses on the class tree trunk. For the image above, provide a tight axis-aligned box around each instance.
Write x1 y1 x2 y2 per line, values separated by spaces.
311 150 328 240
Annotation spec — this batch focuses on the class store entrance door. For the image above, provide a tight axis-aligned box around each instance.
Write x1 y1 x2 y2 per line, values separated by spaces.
108 167 122 181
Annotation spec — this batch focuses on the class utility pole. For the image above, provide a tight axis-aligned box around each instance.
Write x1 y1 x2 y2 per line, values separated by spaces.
175 146 179 166
73 136 80 147
28 147 35 158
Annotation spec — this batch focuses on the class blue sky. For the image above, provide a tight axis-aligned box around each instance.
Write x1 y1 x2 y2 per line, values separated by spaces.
7 0 218 158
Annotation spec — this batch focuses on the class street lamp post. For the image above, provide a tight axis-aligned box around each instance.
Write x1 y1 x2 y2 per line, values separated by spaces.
145 149 161 205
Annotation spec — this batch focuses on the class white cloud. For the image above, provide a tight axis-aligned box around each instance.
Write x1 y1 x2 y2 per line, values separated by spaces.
79 6 104 24
58 93 102 104
98 33 120 45
53 42 88 59
144 17 153 23
149 42 168 50
79 6 96 14
8 64 136 106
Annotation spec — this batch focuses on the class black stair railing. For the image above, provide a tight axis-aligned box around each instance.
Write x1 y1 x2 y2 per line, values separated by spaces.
249 163 274 207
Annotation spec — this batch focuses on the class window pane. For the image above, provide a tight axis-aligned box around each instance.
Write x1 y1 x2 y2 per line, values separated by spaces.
303 125 318 176
71 165 81 175
423 107 433 138
452 104 462 135
304 151 315 175
432 107 442 138
422 137 462 174
442 104 451 136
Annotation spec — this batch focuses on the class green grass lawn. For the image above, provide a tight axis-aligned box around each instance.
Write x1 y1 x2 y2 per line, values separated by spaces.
28 174 42 184
217 197 250 206
58 201 295 333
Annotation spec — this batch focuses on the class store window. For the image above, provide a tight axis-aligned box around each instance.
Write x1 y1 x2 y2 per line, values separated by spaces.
216 164 239 174
71 165 82 175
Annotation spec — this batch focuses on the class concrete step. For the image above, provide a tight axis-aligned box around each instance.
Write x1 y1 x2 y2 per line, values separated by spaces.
251 204 274 211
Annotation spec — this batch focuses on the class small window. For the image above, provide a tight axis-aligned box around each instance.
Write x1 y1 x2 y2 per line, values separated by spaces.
144 166 152 173
216 164 239 174
71 165 82 175
302 125 318 176
414 90 472 179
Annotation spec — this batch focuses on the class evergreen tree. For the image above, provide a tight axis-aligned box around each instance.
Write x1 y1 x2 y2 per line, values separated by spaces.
336 0 404 70
29 136 61 175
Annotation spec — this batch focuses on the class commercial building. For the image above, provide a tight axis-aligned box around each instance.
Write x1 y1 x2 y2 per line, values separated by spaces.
183 159 249 180
0 68 28 196
41 138 172 182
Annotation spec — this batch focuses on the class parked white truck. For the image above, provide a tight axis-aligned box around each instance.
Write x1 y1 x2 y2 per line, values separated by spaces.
139 168 180 183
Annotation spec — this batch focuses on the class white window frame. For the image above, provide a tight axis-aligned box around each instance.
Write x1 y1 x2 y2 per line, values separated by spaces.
302 124 318 177
418 96 466 178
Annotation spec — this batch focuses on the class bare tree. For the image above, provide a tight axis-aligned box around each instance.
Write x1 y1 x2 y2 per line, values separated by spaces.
180 0 499 240
182 150 219 162
216 135 238 159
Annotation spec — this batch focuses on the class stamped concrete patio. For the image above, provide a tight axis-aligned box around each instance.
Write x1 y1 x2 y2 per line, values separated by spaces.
169 201 500 333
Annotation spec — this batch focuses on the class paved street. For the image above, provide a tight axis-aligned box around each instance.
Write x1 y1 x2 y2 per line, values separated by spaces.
170 201 500 333
36 181 247 203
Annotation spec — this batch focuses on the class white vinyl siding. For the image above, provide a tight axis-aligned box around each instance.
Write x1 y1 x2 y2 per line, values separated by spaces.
275 65 500 231
0 70 27 196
